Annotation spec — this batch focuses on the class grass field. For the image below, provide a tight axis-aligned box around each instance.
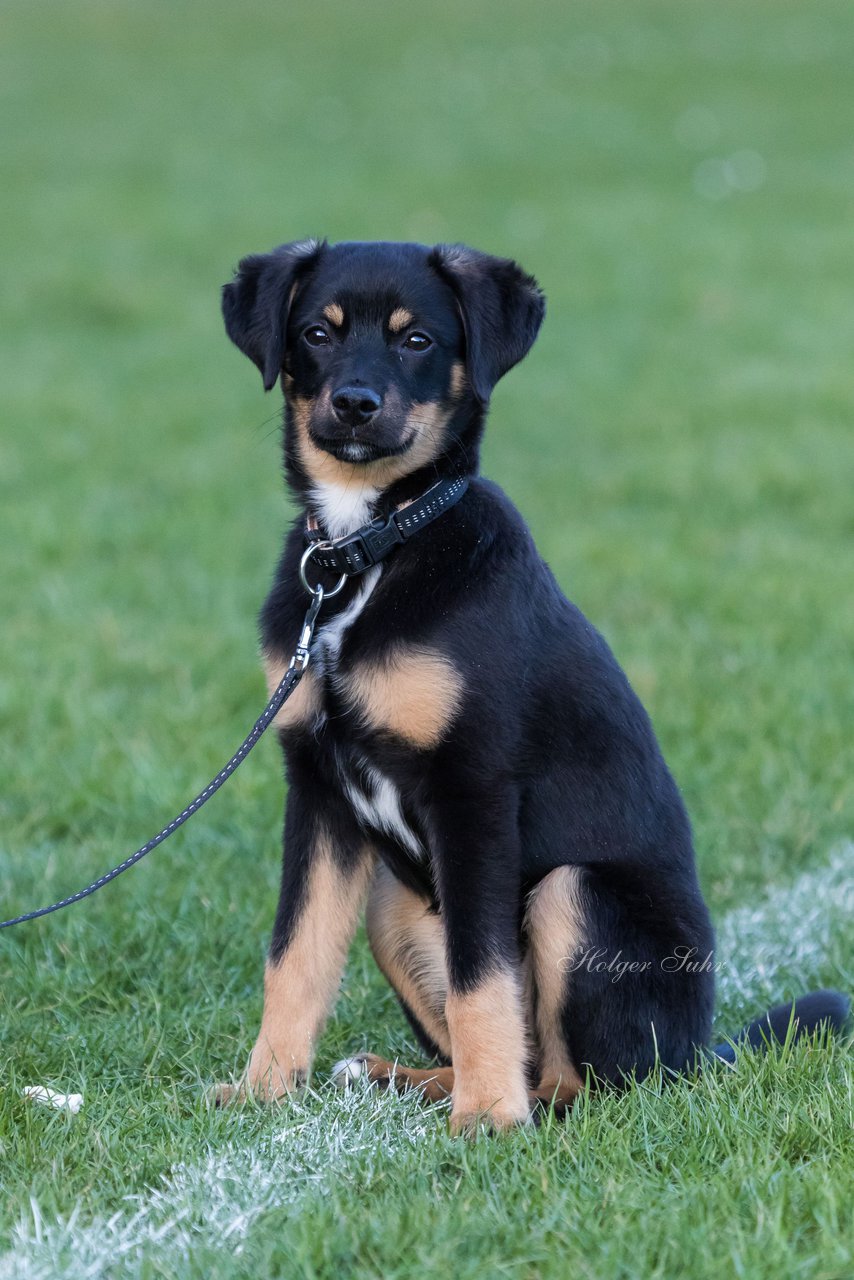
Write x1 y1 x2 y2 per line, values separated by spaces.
1 1 852 1275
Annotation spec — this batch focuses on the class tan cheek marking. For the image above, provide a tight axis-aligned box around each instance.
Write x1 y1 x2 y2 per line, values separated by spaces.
263 650 322 731
323 302 344 327
290 392 313 439
446 970 531 1131
402 400 452 466
347 646 463 748
449 361 466 399
247 839 374 1098
525 866 586 1096
366 863 450 1056
388 307 414 333
291 392 357 488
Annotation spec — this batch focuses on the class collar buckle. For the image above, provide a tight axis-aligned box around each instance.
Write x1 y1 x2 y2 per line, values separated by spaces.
360 512 406 563
307 512 405 575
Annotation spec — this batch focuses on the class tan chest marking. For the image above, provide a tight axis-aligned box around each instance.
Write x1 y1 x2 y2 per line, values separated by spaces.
346 646 463 748
263 650 322 731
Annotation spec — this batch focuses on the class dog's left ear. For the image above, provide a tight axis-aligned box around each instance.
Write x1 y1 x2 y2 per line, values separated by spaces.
222 239 325 391
429 244 545 404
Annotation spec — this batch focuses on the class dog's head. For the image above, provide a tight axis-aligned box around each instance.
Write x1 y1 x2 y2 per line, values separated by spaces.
222 239 545 493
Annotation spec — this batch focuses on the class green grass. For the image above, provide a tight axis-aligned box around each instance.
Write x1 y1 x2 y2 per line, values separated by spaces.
0 0 852 1275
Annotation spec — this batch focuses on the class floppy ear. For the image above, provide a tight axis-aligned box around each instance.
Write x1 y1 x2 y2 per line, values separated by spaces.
221 239 325 391
429 244 545 403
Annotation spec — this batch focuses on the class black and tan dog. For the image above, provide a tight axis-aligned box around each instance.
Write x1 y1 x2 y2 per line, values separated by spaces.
214 239 848 1132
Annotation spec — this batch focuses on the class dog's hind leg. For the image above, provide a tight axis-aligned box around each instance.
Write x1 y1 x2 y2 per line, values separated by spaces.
524 867 586 1111
365 862 452 1059
525 863 715 1092
341 863 587 1123
332 862 454 1099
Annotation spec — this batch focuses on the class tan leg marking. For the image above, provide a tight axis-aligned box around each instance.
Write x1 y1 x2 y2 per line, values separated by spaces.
214 838 373 1105
262 649 322 732
365 862 451 1056
323 302 344 327
525 867 586 1102
446 970 531 1133
388 307 414 333
346 646 463 748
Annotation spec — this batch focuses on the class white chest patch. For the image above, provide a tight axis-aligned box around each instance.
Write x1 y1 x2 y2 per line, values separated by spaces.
310 481 379 540
307 563 424 860
344 757 425 860
313 565 382 679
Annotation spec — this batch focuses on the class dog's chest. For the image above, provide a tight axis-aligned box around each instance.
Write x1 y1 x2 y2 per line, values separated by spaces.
311 566 382 689
310 567 426 862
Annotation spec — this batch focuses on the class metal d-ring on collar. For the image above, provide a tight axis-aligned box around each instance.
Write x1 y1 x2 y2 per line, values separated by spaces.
298 543 347 600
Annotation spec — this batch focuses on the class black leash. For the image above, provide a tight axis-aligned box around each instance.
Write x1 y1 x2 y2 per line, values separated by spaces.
0 586 325 930
1 474 469 930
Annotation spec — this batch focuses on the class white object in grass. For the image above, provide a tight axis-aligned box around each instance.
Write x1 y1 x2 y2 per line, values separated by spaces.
330 1057 367 1088
21 1086 83 1114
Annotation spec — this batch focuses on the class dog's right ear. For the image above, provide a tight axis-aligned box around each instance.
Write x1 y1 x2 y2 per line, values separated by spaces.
428 244 545 405
222 239 325 391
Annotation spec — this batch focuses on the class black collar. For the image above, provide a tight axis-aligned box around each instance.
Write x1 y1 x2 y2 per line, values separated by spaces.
305 474 469 577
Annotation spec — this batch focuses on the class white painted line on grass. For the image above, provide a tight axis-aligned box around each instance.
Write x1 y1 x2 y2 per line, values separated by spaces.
0 1086 432 1280
2 845 850 1279
714 842 852 1029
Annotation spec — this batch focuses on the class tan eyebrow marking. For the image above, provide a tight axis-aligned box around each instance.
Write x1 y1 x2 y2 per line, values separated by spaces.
388 307 414 333
323 302 345 327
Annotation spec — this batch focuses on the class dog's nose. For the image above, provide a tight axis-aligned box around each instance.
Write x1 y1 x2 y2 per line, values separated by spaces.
331 385 382 425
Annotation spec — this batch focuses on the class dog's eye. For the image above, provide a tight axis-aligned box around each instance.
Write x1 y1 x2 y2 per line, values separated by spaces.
402 332 433 352
303 326 331 348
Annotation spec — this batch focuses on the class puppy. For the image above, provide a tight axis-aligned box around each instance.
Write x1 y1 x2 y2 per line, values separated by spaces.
214 239 847 1133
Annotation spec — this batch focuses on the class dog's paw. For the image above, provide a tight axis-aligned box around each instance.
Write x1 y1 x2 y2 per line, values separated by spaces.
449 1099 531 1137
207 1065 308 1108
206 1081 249 1108
330 1056 367 1089
330 1053 395 1091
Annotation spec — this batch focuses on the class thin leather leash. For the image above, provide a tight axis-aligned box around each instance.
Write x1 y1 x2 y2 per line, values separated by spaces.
0 474 468 930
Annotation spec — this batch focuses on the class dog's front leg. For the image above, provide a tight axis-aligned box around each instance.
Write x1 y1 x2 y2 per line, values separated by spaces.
228 782 373 1103
433 788 531 1134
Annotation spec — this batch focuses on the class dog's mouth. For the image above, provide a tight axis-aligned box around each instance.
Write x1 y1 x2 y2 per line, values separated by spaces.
308 427 417 465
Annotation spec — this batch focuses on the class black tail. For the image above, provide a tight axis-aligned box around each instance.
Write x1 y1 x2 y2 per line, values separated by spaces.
710 989 850 1064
